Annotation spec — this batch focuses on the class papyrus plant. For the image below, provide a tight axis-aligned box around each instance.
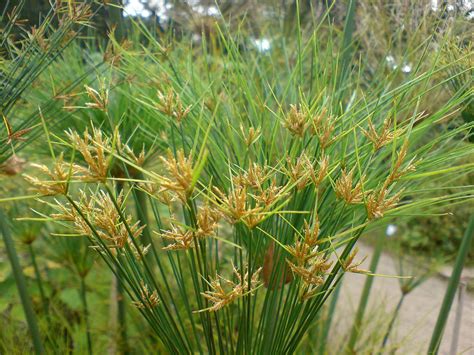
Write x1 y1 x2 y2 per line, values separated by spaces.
27 11 473 354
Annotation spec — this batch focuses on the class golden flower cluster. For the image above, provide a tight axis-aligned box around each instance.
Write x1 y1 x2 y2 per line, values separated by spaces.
284 153 329 190
365 141 416 220
84 84 109 112
66 126 112 182
309 108 337 149
362 117 403 151
156 89 191 124
286 217 332 300
159 149 195 202
198 266 262 312
132 281 160 309
24 153 73 196
158 205 220 251
342 247 369 274
240 124 261 147
52 190 148 256
334 168 366 204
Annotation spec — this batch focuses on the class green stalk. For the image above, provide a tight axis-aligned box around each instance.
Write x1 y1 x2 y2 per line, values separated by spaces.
116 273 128 354
0 210 44 354
318 277 343 355
428 215 474 354
336 0 357 103
115 182 129 354
381 293 405 350
28 243 48 317
348 233 384 352
79 275 93 355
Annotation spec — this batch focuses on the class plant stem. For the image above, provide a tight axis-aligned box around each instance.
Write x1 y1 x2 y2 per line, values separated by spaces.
0 209 44 354
28 242 48 317
348 232 384 352
428 215 474 354
117 269 128 354
115 182 128 354
449 281 465 355
381 293 405 350
79 276 93 355
318 277 343 355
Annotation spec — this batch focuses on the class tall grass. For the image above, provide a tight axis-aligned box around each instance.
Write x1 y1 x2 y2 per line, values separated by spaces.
1 1 472 352
21 6 474 352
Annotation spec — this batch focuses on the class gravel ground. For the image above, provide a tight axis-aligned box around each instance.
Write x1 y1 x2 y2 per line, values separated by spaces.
331 243 474 354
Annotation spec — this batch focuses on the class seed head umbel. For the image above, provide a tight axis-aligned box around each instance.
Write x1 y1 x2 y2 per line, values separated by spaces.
132 281 160 309
66 126 112 182
24 153 73 196
334 168 366 204
198 266 262 312
159 149 195 201
283 105 307 137
362 117 402 151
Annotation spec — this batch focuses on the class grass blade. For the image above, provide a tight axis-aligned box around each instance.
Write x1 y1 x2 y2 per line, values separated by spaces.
428 215 474 354
0 209 44 354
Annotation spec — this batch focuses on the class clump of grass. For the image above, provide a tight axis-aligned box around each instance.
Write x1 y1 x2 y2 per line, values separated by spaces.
24 17 474 353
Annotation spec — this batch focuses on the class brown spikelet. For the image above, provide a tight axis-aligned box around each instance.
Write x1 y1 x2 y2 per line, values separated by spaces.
283 105 307 137
343 247 369 274
385 141 416 187
156 89 191 123
132 281 160 309
66 126 111 182
362 117 402 151
334 168 366 204
366 187 403 220
159 149 194 201
84 85 109 111
309 108 336 149
240 124 261 146
24 153 74 196
197 265 262 312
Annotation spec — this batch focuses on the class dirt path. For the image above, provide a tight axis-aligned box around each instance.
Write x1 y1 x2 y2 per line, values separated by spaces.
331 243 474 354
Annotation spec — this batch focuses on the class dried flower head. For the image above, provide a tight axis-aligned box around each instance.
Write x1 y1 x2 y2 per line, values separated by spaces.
159 224 194 251
29 26 49 51
24 154 73 195
309 108 336 149
285 153 313 190
84 84 109 111
90 190 146 249
198 266 262 312
334 168 366 204
132 281 160 309
385 141 416 187
366 187 403 220
2 114 32 144
343 247 369 274
196 205 221 237
66 126 111 182
156 89 191 123
287 252 332 301
362 117 403 151
240 124 261 146
159 149 195 201
311 155 329 187
283 105 307 137
117 133 146 167
253 178 287 207
233 162 268 189
213 186 263 227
